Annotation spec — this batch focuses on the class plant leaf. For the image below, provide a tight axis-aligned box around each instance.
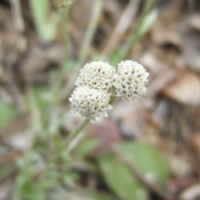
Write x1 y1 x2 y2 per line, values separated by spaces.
0 100 19 127
98 152 148 200
98 141 169 200
119 141 169 189
20 181 45 200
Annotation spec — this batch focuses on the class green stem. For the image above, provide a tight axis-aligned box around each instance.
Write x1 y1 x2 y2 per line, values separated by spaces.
29 0 48 41
78 0 105 64
113 0 156 64
52 7 69 106
139 0 156 23
63 99 115 154
60 0 105 101
109 96 116 104
64 118 90 151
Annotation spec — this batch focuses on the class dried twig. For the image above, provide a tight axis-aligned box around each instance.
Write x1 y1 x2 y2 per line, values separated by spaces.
102 0 140 56
10 0 27 52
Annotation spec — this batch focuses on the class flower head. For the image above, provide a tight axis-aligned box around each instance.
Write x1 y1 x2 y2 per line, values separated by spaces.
75 61 116 95
113 60 149 103
69 87 112 123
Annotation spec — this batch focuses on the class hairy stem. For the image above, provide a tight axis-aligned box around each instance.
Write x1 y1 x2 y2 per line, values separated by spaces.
78 0 105 64
61 0 105 101
64 118 90 151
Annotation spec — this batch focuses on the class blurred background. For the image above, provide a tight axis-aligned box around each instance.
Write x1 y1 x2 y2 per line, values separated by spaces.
0 0 200 199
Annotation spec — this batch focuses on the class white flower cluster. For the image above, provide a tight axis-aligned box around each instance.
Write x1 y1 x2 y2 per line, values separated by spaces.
69 60 149 123
69 87 112 124
75 61 116 95
113 60 149 102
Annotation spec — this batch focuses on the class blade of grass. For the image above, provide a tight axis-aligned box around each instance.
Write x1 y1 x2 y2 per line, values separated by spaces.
110 0 157 66
102 0 140 56
29 0 59 42
52 6 70 106
78 0 105 64
29 0 49 41
64 118 90 153
60 0 105 101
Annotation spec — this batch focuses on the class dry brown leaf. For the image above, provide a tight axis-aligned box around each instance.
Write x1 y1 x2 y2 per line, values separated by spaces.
181 29 200 73
190 133 200 157
140 52 180 107
20 43 63 83
1 115 33 151
168 155 192 178
110 101 146 140
180 184 200 200
187 14 200 31
167 176 194 200
162 72 200 106
151 7 182 48
0 180 11 200
145 67 179 109
152 22 181 48
140 52 167 75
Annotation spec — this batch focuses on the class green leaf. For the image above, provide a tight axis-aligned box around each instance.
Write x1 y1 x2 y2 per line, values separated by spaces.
90 191 117 200
98 141 169 200
29 0 59 41
0 100 19 127
53 135 63 151
40 0 49 20
109 48 122 67
76 139 100 156
59 188 117 200
98 152 148 200
119 141 169 189
20 181 45 200
63 59 77 71
42 14 60 42
138 10 158 36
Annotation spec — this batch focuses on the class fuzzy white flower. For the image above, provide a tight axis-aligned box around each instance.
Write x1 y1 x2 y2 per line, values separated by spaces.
69 87 112 123
113 60 149 103
75 61 116 95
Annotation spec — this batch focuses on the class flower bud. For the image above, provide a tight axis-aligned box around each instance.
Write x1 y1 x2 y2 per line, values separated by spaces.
69 87 112 123
75 61 116 95
113 60 149 103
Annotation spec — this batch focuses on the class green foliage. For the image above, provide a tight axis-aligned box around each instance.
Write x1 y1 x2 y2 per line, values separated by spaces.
6 0 160 199
79 189 118 200
63 59 77 71
119 141 169 189
29 0 59 42
110 5 158 66
99 152 148 200
109 48 122 67
75 138 100 157
92 192 117 200
98 141 169 200
0 100 19 127
20 181 45 200
0 164 14 181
